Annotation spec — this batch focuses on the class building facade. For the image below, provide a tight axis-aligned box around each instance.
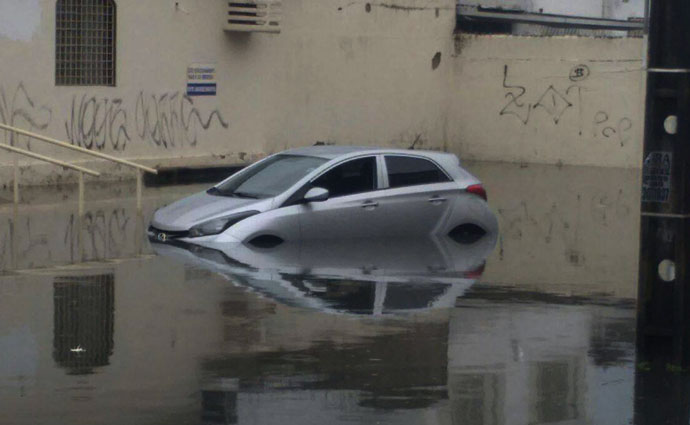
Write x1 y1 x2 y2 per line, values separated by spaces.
0 0 645 185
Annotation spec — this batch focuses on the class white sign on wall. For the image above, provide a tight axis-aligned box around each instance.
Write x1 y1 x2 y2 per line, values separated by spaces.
187 63 217 96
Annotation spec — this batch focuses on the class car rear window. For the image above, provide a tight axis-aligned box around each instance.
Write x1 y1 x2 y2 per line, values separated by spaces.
385 156 450 188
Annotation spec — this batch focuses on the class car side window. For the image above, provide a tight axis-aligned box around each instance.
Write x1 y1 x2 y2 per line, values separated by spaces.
312 157 377 198
385 156 451 188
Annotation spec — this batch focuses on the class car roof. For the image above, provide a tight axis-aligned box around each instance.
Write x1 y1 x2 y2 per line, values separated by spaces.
281 145 457 162
282 145 379 159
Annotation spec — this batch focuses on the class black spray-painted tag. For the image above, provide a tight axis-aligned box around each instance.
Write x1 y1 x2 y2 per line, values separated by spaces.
642 151 672 203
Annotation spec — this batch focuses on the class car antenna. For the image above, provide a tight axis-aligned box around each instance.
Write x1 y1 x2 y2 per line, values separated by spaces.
408 134 422 150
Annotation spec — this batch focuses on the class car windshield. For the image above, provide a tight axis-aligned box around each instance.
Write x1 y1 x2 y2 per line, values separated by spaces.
211 154 327 199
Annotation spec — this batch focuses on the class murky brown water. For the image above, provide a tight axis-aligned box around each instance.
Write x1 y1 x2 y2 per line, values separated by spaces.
0 162 681 425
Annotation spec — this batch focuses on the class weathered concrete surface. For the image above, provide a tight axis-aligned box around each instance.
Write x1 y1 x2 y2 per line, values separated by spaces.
0 0 644 186
468 160 640 299
449 36 645 169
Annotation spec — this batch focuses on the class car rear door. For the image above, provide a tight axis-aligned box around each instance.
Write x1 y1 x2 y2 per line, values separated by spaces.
374 155 459 237
298 156 390 240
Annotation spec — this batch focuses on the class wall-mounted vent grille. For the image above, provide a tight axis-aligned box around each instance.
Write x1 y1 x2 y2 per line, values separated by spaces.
225 1 281 33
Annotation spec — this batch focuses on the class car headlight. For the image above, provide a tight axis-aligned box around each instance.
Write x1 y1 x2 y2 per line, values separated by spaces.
188 210 260 237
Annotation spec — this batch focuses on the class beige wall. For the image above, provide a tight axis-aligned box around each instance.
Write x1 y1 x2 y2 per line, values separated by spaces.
448 35 645 168
468 160 640 299
0 0 645 185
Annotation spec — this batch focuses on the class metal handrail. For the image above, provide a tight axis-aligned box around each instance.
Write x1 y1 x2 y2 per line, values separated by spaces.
1 124 158 266
1 123 159 214
0 122 157 174
1 143 97 250
0 143 100 176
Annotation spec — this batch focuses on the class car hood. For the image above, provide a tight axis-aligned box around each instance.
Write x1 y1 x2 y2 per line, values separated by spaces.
151 191 267 231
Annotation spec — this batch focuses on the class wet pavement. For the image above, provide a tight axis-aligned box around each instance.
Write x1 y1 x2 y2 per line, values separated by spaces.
0 161 684 424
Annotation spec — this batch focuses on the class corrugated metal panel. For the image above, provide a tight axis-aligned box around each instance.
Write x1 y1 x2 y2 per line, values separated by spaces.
512 23 643 38
456 2 645 37
458 0 644 21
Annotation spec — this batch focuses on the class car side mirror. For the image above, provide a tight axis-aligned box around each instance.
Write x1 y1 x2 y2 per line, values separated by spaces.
303 187 329 203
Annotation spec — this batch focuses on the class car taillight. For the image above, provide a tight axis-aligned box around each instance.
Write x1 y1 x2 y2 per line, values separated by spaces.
466 184 487 201
464 262 486 279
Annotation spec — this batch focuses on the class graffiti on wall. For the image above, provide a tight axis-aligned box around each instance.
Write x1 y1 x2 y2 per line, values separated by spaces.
135 92 229 149
0 82 229 152
500 64 634 147
66 91 229 151
65 95 131 151
0 82 53 149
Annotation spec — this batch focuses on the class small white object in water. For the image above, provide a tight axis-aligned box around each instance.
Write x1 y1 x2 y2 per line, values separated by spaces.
70 345 86 353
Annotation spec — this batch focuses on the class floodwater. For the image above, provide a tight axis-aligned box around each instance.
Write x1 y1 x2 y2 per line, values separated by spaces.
0 161 683 424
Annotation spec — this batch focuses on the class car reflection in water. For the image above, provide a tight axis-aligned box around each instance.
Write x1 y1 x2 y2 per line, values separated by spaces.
150 227 497 316
152 230 497 424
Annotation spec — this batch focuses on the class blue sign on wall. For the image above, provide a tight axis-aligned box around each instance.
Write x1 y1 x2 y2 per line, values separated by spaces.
187 83 217 96
187 63 217 96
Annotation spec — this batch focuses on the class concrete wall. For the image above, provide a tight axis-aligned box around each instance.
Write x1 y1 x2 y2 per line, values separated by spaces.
448 36 645 169
0 0 645 185
468 161 640 299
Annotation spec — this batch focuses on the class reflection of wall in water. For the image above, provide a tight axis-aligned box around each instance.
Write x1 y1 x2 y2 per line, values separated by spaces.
0 182 208 271
588 308 635 367
53 273 114 375
201 378 239 425
202 321 449 414
529 359 584 424
468 162 640 298
449 369 506 425
447 300 633 425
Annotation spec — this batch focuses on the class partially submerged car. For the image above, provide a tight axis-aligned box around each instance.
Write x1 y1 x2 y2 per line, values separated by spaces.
149 146 497 246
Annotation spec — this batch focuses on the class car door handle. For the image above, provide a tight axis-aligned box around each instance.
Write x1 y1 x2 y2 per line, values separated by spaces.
361 200 379 209
428 196 447 204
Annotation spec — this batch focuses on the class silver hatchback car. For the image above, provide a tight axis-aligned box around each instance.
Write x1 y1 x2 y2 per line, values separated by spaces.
149 146 497 245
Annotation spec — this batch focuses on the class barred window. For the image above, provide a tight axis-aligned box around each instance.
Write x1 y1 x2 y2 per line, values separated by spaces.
56 0 116 86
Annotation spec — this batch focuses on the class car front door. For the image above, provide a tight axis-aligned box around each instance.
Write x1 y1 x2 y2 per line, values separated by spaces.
373 155 458 237
298 156 388 240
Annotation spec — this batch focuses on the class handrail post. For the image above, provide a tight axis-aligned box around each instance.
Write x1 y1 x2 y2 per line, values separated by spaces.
136 169 143 256
13 156 18 206
10 199 17 271
78 171 85 261
78 171 84 218
136 168 142 215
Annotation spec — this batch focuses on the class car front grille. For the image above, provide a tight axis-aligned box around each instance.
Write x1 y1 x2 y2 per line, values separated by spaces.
148 225 190 241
